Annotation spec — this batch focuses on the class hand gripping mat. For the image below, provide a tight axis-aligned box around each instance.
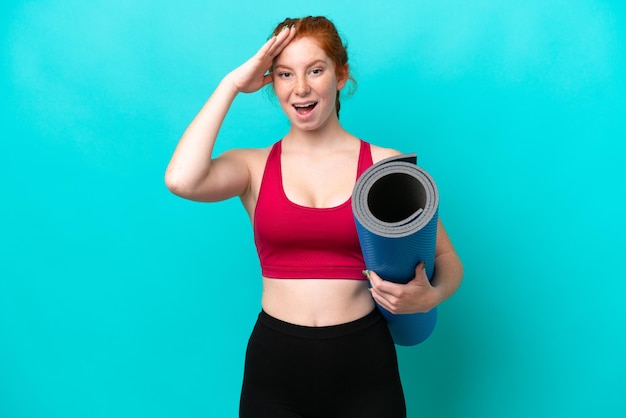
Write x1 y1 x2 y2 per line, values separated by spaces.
352 153 439 346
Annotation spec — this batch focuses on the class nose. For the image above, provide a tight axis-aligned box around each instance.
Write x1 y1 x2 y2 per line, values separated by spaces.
294 76 310 96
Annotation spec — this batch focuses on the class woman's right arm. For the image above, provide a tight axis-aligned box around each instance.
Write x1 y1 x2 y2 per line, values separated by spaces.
165 25 296 202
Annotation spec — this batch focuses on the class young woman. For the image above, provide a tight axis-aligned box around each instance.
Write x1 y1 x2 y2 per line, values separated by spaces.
165 16 463 418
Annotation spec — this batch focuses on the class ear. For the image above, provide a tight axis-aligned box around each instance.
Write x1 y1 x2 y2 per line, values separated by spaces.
336 64 349 90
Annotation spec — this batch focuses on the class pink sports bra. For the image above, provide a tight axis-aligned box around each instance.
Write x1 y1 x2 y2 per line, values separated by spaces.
253 140 373 279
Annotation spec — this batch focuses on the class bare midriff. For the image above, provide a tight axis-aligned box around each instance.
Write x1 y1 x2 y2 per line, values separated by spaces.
261 277 375 326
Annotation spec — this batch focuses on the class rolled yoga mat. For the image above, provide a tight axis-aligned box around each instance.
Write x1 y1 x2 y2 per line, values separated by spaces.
352 153 439 346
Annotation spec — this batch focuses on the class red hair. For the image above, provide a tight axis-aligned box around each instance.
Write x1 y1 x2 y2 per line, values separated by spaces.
270 16 356 118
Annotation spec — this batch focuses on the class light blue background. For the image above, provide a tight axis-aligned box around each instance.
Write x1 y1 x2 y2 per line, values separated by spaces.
1 1 624 417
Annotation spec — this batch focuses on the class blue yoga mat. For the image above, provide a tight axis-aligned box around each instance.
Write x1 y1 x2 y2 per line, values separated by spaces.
352 153 439 346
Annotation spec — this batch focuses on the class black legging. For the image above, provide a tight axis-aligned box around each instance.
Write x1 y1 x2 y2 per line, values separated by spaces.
239 309 406 418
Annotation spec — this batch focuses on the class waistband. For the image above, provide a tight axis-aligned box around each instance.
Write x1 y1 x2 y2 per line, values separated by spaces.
257 308 383 340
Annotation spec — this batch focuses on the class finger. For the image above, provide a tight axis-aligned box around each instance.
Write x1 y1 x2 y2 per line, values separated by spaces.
365 270 400 298
363 269 377 285
411 262 431 285
370 274 404 299
267 25 296 57
411 262 426 279
366 270 394 297
370 287 399 313
256 34 280 58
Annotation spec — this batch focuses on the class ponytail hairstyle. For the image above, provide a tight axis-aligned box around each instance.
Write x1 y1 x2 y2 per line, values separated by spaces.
269 16 356 118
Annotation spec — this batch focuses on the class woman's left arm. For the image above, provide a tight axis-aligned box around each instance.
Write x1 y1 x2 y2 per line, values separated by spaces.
367 219 464 314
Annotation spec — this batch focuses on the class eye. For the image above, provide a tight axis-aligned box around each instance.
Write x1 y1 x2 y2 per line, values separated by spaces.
310 68 323 75
277 71 292 79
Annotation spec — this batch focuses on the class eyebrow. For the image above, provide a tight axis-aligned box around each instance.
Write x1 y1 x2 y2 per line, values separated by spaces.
274 59 328 70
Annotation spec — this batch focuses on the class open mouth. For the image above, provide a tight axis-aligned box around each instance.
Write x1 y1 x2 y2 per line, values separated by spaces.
293 102 318 115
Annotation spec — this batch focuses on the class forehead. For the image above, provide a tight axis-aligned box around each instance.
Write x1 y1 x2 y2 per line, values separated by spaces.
274 36 333 68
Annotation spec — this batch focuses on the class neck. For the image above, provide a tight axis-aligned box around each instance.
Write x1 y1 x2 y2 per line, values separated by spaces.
284 116 350 150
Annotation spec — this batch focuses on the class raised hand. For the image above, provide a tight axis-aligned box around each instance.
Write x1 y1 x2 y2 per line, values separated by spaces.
226 25 297 94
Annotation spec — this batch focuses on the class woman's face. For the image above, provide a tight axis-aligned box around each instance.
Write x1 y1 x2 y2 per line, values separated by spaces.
273 36 347 132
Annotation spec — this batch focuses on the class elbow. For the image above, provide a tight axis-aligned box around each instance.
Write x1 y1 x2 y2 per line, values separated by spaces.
164 169 189 197
455 252 464 276
164 169 210 201
454 256 465 294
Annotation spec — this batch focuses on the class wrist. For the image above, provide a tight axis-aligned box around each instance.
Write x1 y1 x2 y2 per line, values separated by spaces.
221 73 242 96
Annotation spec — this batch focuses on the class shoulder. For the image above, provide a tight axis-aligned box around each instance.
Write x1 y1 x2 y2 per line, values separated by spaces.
368 143 402 164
